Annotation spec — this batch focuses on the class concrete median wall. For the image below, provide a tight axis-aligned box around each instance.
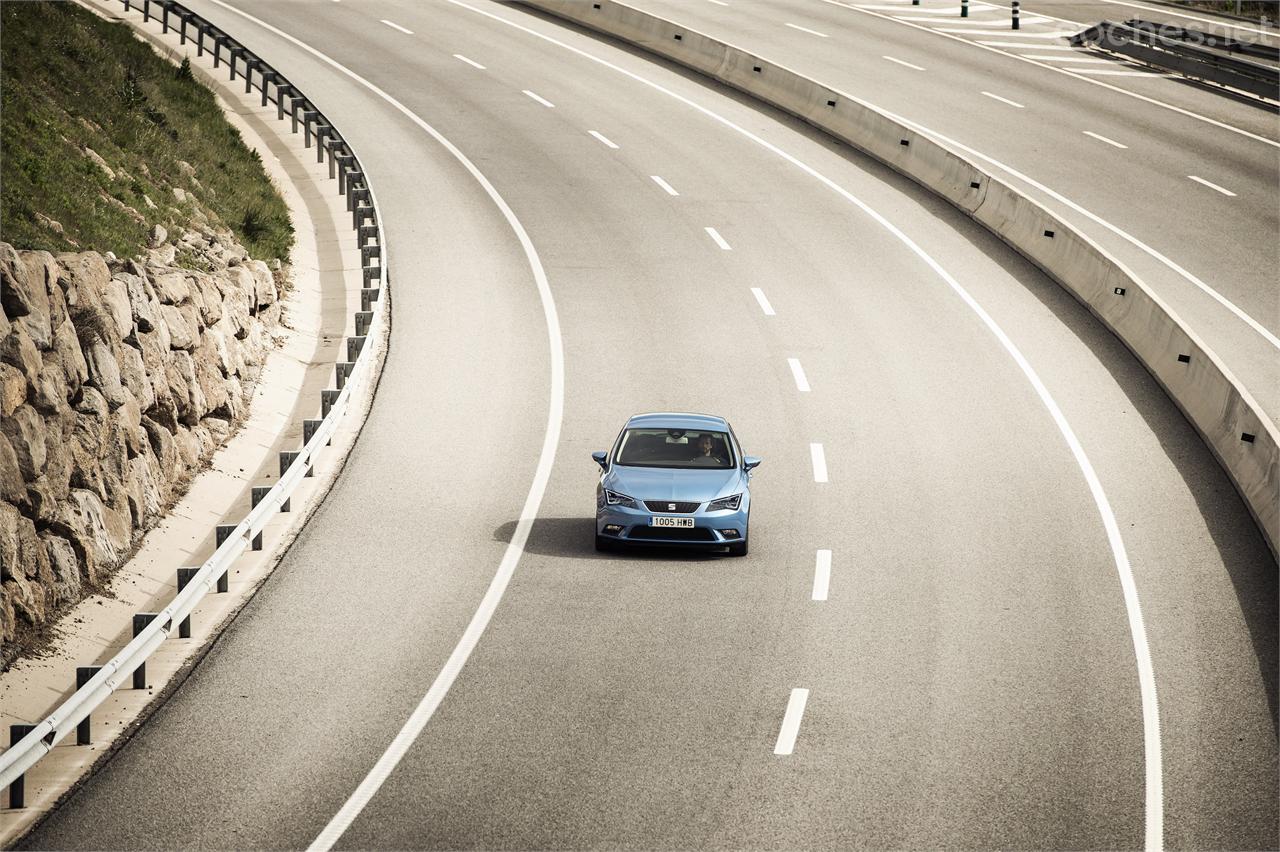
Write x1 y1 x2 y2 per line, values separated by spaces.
521 0 1279 557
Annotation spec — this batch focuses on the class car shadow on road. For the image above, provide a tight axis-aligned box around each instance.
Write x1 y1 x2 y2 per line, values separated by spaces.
493 517 726 562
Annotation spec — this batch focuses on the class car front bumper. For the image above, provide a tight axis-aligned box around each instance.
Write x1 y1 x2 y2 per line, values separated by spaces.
595 502 749 546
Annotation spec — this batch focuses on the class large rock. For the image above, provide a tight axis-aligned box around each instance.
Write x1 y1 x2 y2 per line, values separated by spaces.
248 260 277 308
67 488 130 567
102 277 133 339
32 356 68 414
52 314 88 394
0 404 47 480
151 269 189 306
0 432 27 506
1 323 43 390
1 245 54 350
118 272 157 333
57 251 112 314
158 303 195 350
0 362 25 416
0 500 22 581
43 533 81 604
116 340 153 411
83 337 128 408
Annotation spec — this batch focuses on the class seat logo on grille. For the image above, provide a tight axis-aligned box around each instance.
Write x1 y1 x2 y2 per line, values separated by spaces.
668 503 676 511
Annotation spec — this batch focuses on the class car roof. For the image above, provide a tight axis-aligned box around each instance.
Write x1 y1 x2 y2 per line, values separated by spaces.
625 412 729 430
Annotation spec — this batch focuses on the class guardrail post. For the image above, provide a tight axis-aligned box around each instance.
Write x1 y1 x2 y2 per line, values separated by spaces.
303 111 319 148
316 126 333 163
334 362 355 391
196 21 205 56
336 156 356 194
347 337 367 362
160 2 169 33
75 666 104 744
1012 0 1020 29
291 97 304 133
250 487 271 551
176 567 198 637
177 10 187 44
261 71 275 107
355 311 374 337
961 0 969 17
361 287 380 313
214 526 236 592
321 390 341 419
131 613 158 689
346 173 365 210
7 725 35 808
244 57 257 95
142 0 151 23
304 418 329 449
358 224 378 247
279 452 305 513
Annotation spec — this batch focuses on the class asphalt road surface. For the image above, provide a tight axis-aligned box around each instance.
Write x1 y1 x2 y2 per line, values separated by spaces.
23 1 1276 849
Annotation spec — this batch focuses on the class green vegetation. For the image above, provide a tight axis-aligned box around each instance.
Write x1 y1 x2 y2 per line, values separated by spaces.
1 2 292 260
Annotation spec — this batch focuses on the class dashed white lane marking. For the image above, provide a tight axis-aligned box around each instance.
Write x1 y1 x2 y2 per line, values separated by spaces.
773 688 810 755
380 18 413 34
1187 175 1237 197
588 130 619 148
981 90 1024 108
812 550 832 601
650 175 680 195
787 358 811 392
452 53 486 69
522 89 555 107
750 287 776 315
882 54 926 70
704 226 732 250
809 443 828 483
706 0 730 5
785 22 831 37
1084 130 1128 149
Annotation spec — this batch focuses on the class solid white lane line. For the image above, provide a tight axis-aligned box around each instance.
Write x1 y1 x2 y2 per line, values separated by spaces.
810 443 828 483
1084 130 1128 149
750 287 776 315
812 550 832 601
978 41 1075 48
785 22 831 37
787 358 811 392
824 0 1280 149
380 18 413 34
879 109 1280 351
704 226 732 250
981 90 1025 108
650 175 680 195
1093 0 1275 37
452 53 486 69
415 7 1175 846
1024 55 1113 62
522 89 555 107
773 688 810 755
202 7 563 851
588 130 619 149
1070 68 1173 76
1188 175 1237 197
882 54 926 70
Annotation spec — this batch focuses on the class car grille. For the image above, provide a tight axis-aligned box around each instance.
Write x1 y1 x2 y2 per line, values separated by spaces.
643 500 701 513
628 526 717 542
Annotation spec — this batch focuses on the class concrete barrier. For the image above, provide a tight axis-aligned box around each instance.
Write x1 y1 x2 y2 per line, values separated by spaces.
521 0 1279 557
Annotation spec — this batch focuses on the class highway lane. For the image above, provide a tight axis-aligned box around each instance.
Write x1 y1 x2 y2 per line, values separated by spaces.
614 0 1280 424
23 0 1277 849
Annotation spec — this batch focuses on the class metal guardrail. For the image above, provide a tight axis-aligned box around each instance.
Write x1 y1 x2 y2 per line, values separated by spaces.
0 0 390 807
1071 19 1280 98
1123 18 1280 59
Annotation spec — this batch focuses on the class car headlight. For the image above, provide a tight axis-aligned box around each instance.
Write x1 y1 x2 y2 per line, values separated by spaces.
605 489 638 508
707 493 742 512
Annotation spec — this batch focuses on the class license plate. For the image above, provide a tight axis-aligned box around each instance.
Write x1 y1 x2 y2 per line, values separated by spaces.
650 516 694 528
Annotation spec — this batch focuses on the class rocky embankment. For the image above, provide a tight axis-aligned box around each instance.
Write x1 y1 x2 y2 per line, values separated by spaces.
0 228 283 666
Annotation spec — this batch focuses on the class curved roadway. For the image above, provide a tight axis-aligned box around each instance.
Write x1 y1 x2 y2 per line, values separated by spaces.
23 1 1276 849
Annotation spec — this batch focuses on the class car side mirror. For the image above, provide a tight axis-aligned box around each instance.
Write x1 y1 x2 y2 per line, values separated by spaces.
743 456 762 471
592 451 608 470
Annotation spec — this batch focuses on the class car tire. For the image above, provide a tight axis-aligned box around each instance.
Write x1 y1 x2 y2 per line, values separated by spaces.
595 534 613 553
728 536 748 557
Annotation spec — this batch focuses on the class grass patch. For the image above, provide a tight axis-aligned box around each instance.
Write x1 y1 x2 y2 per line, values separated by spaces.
0 3 293 261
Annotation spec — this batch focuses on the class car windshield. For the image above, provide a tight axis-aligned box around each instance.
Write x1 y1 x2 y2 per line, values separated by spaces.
615 428 735 469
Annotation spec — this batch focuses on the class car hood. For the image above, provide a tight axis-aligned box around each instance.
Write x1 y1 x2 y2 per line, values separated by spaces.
604 465 743 502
